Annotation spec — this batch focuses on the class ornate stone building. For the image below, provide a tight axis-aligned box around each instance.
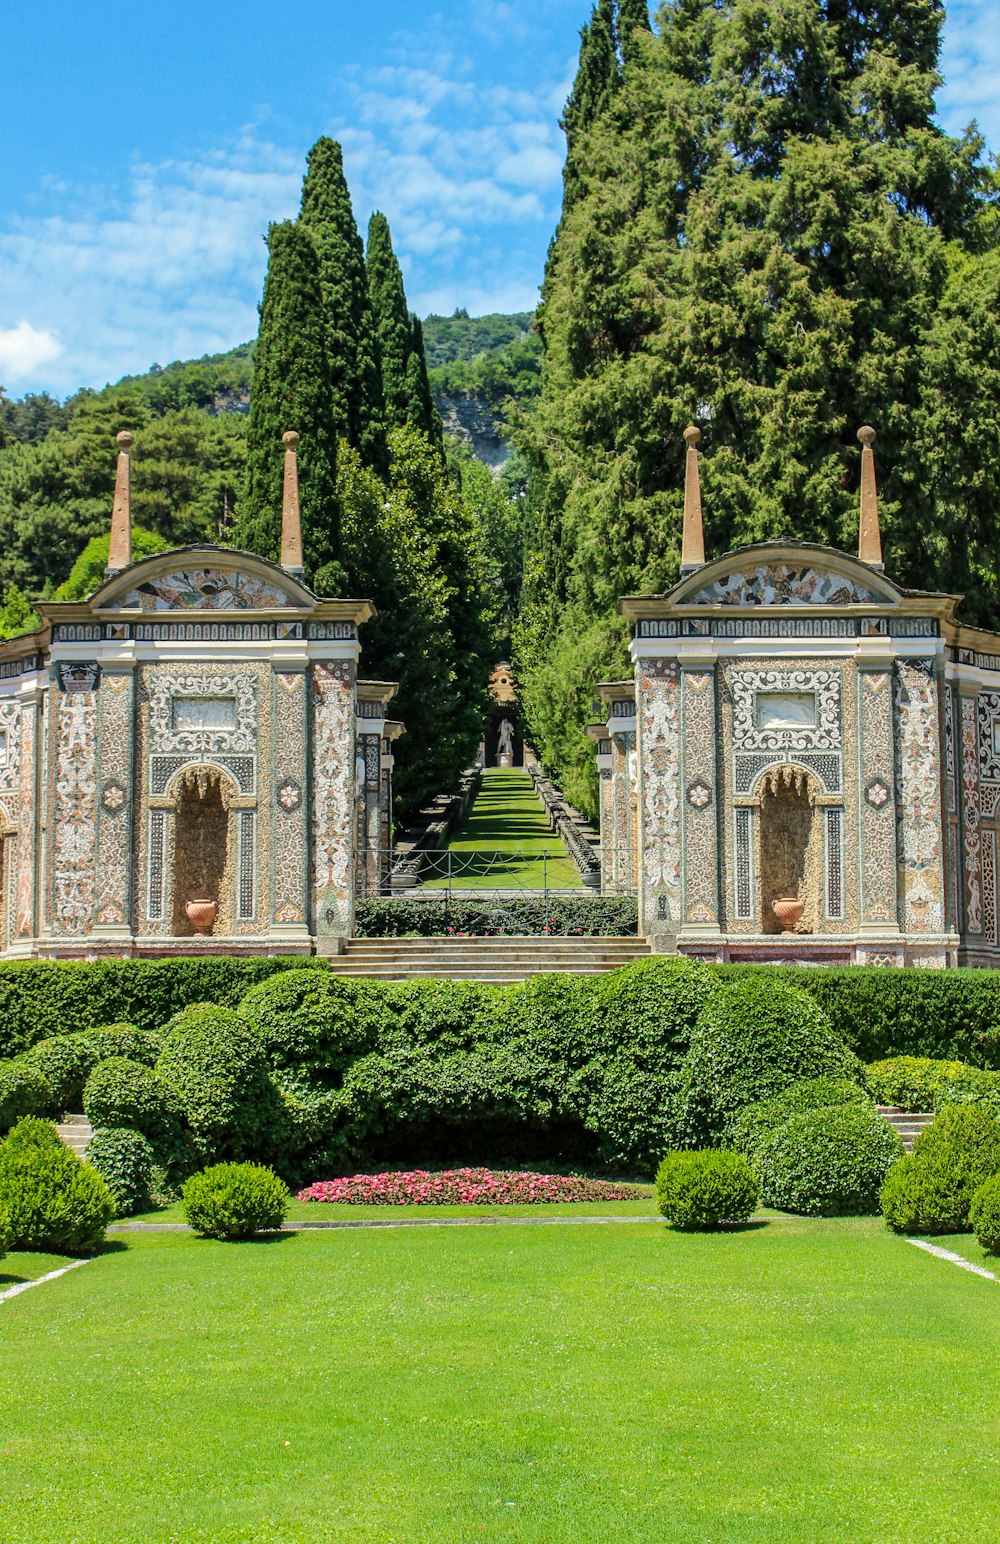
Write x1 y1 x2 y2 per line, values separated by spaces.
593 427 1000 969
0 431 399 959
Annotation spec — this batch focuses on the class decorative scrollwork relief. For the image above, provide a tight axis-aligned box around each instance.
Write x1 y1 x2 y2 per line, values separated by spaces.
731 668 841 753
148 672 257 756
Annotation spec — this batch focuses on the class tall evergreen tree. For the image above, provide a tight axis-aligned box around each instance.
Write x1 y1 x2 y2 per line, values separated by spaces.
366 212 413 433
236 221 341 584
298 138 388 474
615 0 651 70
406 317 444 450
518 0 997 817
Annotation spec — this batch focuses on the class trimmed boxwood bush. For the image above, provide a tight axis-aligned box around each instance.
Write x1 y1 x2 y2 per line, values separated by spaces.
86 1127 154 1217
0 1129 113 1253
732 1077 873 1160
934 1067 1000 1121
677 975 864 1145
156 1008 275 1162
4 1116 64 1153
182 1162 287 1239
88 1023 161 1067
0 1058 53 1131
655 1150 759 1229
970 1175 1000 1254
0 956 328 1060
881 1104 1000 1234
866 1056 968 1111
355 896 638 938
83 1057 176 1139
25 1034 101 1112
756 1105 902 1216
239 968 385 1076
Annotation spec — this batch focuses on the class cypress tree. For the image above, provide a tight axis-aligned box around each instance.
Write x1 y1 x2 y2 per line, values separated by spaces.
517 0 998 816
366 212 412 433
406 317 444 450
298 137 388 475
236 221 341 583
616 0 651 70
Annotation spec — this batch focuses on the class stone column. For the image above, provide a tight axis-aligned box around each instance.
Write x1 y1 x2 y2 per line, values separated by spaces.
271 668 311 943
634 658 682 950
92 665 136 942
609 726 635 894
311 660 357 949
958 688 984 940
595 739 613 892
12 680 43 952
677 663 722 946
894 657 948 941
856 657 901 949
45 663 99 940
357 733 382 897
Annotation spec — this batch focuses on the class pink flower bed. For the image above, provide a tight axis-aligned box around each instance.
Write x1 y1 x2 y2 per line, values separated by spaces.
296 1168 647 1206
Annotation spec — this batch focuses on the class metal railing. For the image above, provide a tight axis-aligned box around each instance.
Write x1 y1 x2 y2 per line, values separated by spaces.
356 846 637 903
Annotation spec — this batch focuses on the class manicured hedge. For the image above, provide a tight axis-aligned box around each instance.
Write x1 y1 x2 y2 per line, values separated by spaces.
756 1105 902 1216
86 1127 154 1217
355 896 639 937
881 1105 1000 1234
0 957 327 1060
732 1077 873 1161
866 1057 968 1111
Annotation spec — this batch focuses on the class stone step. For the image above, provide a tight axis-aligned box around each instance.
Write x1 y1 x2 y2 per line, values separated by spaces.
877 1106 934 1152
56 1117 93 1157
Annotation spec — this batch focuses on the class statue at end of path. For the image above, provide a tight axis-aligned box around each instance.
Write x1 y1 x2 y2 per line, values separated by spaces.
497 718 515 764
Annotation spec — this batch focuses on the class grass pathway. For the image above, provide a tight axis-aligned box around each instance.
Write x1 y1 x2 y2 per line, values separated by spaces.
422 767 583 890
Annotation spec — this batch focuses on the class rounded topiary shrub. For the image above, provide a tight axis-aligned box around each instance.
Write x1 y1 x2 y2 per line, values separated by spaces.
0 1135 113 1253
866 1056 968 1112
239 969 385 1076
934 1067 1000 1122
756 1105 902 1216
25 1034 101 1112
86 1127 154 1218
4 1116 64 1153
83 1057 175 1139
182 1162 287 1240
881 1104 1000 1234
677 975 864 1145
0 1058 53 1131
588 957 718 1071
390 978 498 1056
733 1077 873 1160
156 1007 273 1161
969 1175 1000 1254
655 1150 759 1229
88 1022 161 1068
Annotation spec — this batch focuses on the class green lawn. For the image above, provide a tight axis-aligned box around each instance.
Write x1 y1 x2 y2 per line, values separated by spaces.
128 1195 657 1225
2 1216 999 1542
422 768 583 890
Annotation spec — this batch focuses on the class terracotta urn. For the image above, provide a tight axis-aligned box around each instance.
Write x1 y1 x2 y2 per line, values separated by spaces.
185 899 218 938
772 896 805 935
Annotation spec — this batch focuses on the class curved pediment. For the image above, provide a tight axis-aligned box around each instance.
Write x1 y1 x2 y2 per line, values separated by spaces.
671 544 901 608
91 546 316 613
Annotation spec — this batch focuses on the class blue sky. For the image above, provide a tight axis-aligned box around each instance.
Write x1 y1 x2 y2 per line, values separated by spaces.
0 0 997 398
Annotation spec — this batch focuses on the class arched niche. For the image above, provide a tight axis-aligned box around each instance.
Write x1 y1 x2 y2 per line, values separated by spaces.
164 763 241 937
754 764 826 935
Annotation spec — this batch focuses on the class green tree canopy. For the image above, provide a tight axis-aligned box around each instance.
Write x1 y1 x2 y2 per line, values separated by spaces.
236 220 340 582
517 0 999 818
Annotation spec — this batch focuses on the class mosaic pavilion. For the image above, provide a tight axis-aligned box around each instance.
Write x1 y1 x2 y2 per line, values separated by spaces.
591 426 1000 969
0 431 401 959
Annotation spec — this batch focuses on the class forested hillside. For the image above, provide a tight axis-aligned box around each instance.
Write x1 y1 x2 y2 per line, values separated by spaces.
514 0 1000 820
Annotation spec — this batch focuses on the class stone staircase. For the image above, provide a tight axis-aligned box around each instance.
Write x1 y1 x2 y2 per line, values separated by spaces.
877 1106 935 1151
331 936 651 983
56 1114 93 1159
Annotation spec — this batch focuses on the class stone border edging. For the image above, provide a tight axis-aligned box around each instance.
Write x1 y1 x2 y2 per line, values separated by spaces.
0 1257 94 1305
111 1213 662 1234
906 1237 999 1283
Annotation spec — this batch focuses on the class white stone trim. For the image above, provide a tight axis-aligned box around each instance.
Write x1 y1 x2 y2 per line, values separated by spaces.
0 1256 94 1305
905 1238 999 1284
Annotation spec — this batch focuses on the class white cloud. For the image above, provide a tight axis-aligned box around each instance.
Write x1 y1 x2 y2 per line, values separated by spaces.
938 0 1000 146
0 320 62 381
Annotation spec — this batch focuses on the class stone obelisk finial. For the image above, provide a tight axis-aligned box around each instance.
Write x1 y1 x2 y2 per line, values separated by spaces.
857 425 883 570
680 425 706 576
280 430 304 577
106 430 134 577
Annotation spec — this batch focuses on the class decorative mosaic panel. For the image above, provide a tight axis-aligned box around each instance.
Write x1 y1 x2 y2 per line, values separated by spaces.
147 810 167 921
826 808 844 920
961 695 983 934
681 669 718 924
734 807 754 920
148 671 256 757
944 687 957 812
312 660 356 939
111 568 299 611
638 661 681 934
598 768 614 891
238 811 256 921
984 829 997 947
49 672 98 935
272 671 308 927
689 564 889 607
94 671 135 929
894 660 945 934
735 751 841 795
610 731 635 894
858 670 897 926
731 668 841 753
15 697 38 939
356 733 383 896
0 700 22 795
